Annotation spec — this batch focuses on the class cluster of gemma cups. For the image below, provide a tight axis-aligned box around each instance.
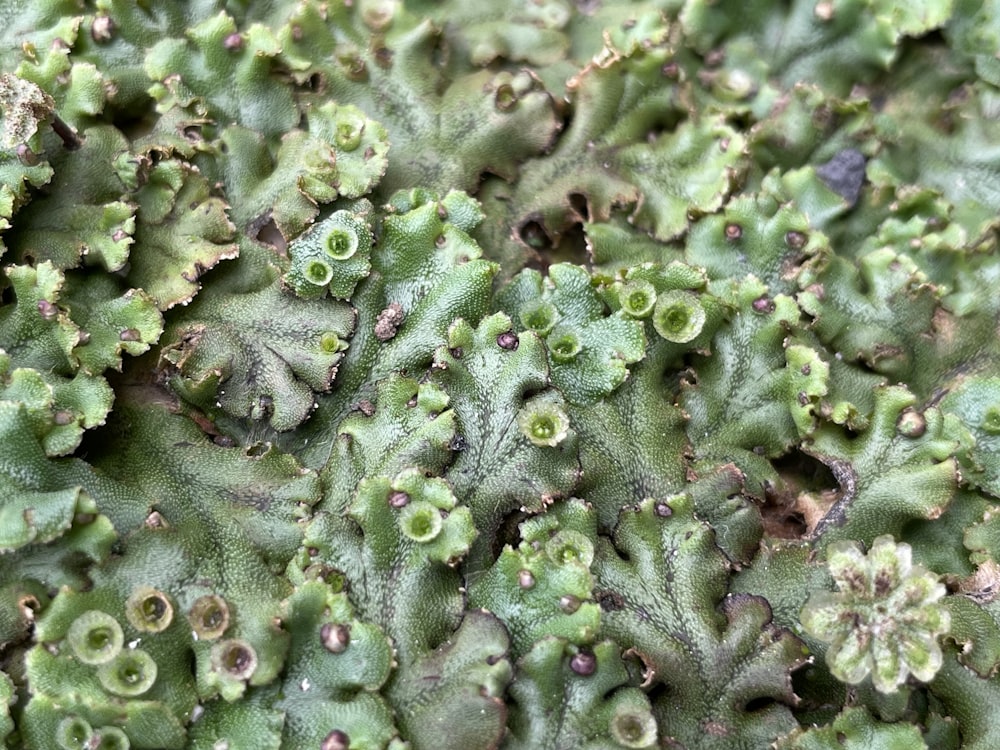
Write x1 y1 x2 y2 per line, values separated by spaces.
54 587 259 747
519 281 707 360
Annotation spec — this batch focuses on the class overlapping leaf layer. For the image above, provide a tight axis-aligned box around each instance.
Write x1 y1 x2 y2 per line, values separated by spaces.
3 0 1000 747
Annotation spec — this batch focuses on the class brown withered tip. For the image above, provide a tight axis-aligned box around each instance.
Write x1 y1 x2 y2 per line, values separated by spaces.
374 302 404 341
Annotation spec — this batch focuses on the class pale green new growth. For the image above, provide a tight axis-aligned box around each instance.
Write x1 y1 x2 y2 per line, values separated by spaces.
802 536 950 693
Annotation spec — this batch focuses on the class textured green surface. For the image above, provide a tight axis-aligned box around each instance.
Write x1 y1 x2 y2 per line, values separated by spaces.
3 0 1000 747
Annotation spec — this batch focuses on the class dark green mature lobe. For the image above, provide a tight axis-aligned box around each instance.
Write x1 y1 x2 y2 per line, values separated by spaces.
3 0 1000 748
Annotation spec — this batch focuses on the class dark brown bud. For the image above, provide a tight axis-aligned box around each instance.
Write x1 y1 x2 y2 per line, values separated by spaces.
53 410 74 426
388 491 410 508
321 730 350 750
320 622 351 653
91 15 115 42
496 331 519 350
37 300 58 320
570 650 597 675
897 407 927 438
559 595 581 613
785 230 808 249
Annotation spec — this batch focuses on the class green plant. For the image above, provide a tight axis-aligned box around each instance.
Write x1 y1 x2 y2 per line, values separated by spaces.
2 0 1000 748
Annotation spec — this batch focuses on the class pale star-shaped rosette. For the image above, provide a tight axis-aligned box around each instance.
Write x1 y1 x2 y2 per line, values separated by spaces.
801 535 950 693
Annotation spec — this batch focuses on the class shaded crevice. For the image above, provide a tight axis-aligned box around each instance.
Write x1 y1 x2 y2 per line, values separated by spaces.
491 507 528 561
518 210 590 274
518 218 551 253
760 449 839 539
568 192 589 223
806 457 857 539
772 450 837 491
